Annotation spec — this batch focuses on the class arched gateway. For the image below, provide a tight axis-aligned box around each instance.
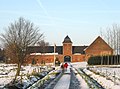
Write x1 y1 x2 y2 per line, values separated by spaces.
64 56 71 62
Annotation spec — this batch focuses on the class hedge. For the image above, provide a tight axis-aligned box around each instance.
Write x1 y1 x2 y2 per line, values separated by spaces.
87 55 120 65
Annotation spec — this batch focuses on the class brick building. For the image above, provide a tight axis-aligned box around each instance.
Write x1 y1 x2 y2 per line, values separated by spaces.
26 35 113 64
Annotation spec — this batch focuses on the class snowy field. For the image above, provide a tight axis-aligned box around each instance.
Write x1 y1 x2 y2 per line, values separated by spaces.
84 66 120 89
71 62 120 89
0 64 17 88
0 63 54 88
89 67 120 81
0 62 88 89
71 62 87 68
0 62 120 89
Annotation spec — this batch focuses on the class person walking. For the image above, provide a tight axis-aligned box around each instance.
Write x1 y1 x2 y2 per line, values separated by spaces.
64 62 68 71
61 63 64 72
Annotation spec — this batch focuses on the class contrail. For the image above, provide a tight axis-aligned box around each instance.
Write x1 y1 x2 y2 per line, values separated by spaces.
36 0 54 24
36 0 48 16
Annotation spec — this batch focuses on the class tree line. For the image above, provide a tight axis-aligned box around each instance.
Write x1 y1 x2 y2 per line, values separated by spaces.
100 24 120 55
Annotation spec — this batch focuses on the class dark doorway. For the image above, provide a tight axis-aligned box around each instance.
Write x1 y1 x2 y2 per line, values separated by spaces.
64 56 71 62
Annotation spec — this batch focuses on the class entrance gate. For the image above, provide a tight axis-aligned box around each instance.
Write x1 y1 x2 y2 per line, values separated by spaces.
64 56 71 62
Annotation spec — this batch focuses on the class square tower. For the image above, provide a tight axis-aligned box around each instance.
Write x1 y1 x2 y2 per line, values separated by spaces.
63 35 72 55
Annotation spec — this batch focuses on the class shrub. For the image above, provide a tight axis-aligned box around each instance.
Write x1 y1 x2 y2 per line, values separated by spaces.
87 55 120 65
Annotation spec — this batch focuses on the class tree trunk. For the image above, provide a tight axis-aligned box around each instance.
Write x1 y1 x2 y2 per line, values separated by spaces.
14 62 21 83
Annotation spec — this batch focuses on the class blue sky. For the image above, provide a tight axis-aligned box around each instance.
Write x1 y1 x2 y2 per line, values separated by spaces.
0 0 120 46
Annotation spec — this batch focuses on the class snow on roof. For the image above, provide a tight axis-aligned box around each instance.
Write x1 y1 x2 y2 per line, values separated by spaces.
74 53 81 55
30 53 58 55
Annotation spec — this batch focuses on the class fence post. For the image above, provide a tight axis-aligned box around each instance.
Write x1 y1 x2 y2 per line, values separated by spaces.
106 69 107 77
114 71 116 85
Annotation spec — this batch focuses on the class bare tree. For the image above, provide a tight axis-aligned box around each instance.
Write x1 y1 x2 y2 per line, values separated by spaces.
0 17 43 82
100 24 120 65
37 40 50 46
100 24 120 55
37 40 50 65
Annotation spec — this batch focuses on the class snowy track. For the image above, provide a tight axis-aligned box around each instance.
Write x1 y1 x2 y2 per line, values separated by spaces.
78 68 105 89
53 68 81 89
69 69 80 89
53 74 70 89
52 67 88 89
53 67 71 89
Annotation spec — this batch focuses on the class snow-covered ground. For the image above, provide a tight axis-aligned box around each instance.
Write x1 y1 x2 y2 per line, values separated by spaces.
72 68 89 89
53 74 70 89
1 62 120 89
71 62 88 68
71 62 89 89
89 67 120 81
0 64 17 88
83 67 120 89
71 62 120 89
53 62 89 89
0 63 53 88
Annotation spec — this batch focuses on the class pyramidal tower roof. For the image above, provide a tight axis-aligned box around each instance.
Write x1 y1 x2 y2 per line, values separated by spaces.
63 35 72 43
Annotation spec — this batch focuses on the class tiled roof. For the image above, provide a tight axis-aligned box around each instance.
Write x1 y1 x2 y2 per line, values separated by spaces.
63 35 72 43
27 46 88 54
27 46 63 54
72 46 88 54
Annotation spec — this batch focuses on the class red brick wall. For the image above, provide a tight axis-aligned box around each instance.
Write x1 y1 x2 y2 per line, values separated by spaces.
25 55 54 64
24 54 65 64
85 36 113 56
57 55 64 62
72 54 86 62
25 54 87 64
63 43 72 55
